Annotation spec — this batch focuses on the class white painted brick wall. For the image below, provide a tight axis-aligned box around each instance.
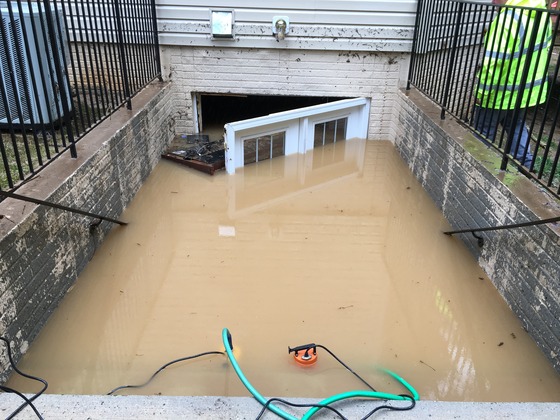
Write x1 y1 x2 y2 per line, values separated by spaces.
162 47 409 140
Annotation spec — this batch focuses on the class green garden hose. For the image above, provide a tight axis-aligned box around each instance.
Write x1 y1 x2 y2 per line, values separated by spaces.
221 328 418 420
222 328 297 420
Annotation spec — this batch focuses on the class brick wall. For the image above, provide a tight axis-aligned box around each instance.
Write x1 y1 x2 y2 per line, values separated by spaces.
0 83 175 382
393 88 560 372
162 46 409 140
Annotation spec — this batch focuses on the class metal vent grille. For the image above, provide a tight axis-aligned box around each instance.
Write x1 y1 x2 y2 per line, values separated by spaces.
0 15 30 122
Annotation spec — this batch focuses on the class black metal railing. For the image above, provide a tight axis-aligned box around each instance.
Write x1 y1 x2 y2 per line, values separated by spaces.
0 0 161 192
443 214 560 246
408 0 560 199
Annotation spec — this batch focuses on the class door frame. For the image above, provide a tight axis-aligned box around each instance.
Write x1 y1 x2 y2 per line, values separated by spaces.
224 97 370 174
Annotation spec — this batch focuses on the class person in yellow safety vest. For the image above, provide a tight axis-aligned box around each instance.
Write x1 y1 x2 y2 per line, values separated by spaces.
474 0 552 168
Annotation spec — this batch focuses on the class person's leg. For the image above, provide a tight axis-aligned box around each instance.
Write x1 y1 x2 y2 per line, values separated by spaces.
474 107 533 168
473 106 501 146
504 110 533 168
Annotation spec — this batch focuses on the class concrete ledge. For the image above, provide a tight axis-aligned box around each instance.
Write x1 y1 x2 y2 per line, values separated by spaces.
1 394 559 419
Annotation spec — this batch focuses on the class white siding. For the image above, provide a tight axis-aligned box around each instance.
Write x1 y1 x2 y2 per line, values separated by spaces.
156 0 417 52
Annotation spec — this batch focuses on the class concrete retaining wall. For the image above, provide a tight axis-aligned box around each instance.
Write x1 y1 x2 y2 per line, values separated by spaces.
0 82 175 383
393 88 560 372
1 76 558 390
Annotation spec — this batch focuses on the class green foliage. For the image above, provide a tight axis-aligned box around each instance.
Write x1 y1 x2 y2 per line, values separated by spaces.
1 134 58 190
534 154 560 185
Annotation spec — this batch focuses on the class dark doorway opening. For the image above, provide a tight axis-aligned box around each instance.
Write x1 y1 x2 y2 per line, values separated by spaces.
195 93 351 140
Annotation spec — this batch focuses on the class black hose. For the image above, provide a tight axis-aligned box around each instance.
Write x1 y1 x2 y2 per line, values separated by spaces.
315 344 377 392
0 336 48 420
0 385 44 420
255 397 348 420
361 394 416 419
107 351 225 395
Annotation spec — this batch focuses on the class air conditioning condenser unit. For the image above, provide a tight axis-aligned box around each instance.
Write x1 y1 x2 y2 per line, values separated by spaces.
0 4 71 127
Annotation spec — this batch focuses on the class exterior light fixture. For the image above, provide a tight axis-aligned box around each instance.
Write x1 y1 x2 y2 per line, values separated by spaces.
272 16 289 41
211 10 234 39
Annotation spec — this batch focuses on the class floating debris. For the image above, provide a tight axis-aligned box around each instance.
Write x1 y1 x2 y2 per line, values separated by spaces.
162 134 225 175
419 360 436 371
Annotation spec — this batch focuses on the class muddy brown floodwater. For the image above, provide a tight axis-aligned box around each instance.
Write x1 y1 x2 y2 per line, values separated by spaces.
7 139 560 402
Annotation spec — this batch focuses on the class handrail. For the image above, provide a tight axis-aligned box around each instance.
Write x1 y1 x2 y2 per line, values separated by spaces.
0 190 128 226
443 215 560 246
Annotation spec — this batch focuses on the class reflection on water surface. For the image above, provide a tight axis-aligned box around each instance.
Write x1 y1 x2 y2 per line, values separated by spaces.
7 139 560 402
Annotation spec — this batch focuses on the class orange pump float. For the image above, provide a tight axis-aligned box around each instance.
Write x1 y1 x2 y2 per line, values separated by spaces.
288 343 318 366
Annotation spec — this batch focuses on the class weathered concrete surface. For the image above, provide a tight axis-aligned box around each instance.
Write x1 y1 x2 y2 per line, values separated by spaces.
393 88 560 373
0 81 175 384
1 394 559 419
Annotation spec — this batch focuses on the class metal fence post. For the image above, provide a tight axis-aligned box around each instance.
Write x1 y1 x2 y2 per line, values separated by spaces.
150 0 163 82
44 0 77 158
406 0 424 91
441 2 465 120
113 0 132 110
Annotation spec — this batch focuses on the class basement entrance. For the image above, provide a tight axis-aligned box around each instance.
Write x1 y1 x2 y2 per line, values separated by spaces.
192 94 370 174
163 94 368 176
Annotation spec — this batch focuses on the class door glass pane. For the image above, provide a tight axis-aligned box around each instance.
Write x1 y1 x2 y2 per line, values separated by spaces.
244 132 285 166
314 117 348 148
